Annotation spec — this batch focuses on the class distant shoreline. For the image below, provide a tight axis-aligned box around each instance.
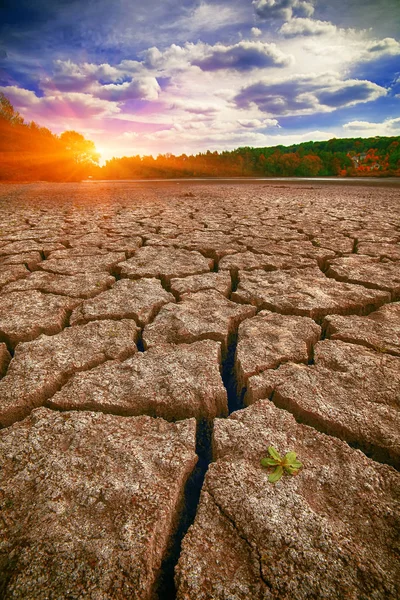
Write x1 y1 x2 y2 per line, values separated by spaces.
1 177 400 188
89 176 400 187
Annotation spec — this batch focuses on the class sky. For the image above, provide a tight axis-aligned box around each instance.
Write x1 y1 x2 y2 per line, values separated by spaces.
1 0 400 163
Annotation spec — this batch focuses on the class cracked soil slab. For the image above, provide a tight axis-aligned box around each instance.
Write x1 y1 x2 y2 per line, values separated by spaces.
70 277 175 326
0 264 30 289
118 246 213 283
143 290 256 356
176 401 400 600
324 302 400 356
235 311 321 395
327 255 400 299
170 271 232 298
0 319 139 427
39 252 126 275
1 271 116 299
0 408 197 600
0 291 80 350
245 339 400 467
232 267 390 321
48 340 228 421
219 251 315 275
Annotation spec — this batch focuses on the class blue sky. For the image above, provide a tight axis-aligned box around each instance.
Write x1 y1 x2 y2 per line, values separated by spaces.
1 0 399 161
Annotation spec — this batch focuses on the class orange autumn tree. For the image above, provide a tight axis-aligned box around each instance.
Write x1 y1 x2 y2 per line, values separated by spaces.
0 93 99 181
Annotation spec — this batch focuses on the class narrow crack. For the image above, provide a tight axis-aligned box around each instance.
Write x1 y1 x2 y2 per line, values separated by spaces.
229 267 239 293
110 267 121 281
0 334 15 357
207 488 272 592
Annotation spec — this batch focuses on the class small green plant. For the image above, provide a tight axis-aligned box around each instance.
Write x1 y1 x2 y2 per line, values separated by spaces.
260 446 303 483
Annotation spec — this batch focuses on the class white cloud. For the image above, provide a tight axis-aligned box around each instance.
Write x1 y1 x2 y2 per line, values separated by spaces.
365 37 400 56
169 2 246 35
143 44 190 70
168 100 220 115
279 18 337 38
121 131 139 139
342 121 379 130
237 118 279 128
0 85 39 107
343 117 400 134
251 27 262 37
0 86 121 121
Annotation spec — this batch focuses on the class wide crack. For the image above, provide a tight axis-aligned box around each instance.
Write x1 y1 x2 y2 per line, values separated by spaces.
155 419 213 599
222 333 243 414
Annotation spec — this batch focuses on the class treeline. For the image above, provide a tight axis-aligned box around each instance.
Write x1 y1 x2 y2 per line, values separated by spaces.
96 137 400 179
1 92 400 181
0 93 99 181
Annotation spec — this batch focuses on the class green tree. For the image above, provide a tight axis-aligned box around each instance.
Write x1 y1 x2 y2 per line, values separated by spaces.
0 92 24 125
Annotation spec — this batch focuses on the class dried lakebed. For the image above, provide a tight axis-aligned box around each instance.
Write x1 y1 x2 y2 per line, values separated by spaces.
0 181 399 600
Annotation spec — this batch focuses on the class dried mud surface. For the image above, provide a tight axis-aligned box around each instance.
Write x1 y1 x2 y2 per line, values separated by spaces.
0 181 399 599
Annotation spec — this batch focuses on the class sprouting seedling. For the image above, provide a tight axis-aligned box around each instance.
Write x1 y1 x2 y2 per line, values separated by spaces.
260 446 303 483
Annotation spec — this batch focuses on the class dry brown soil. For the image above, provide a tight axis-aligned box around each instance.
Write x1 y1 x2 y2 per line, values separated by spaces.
0 181 399 599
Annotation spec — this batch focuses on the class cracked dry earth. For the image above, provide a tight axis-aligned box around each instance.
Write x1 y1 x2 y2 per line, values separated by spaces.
0 181 399 600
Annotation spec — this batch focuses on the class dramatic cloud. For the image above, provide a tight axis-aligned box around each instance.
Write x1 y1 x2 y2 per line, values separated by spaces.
41 59 123 93
96 77 161 101
365 37 400 56
192 41 292 71
253 0 314 21
279 18 337 37
235 74 387 115
143 40 292 72
39 58 160 101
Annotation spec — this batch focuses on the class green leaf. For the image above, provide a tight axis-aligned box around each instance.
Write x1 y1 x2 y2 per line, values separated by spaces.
268 446 282 462
284 466 299 475
284 452 297 464
261 457 278 467
268 466 284 483
290 460 303 469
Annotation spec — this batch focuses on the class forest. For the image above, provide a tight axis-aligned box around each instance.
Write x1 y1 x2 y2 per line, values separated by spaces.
97 137 400 179
1 92 400 181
